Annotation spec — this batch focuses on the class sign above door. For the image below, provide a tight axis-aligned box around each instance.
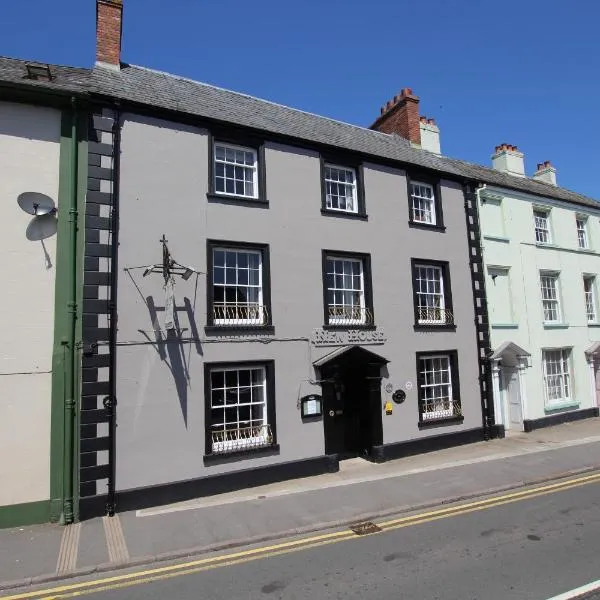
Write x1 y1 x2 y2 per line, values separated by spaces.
311 328 387 347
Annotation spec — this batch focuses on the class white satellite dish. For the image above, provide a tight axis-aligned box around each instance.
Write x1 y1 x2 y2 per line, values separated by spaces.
17 192 56 216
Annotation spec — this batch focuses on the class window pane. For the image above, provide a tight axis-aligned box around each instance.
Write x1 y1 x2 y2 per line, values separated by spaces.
326 256 365 324
214 143 258 198
213 250 264 325
208 367 269 453
411 182 436 225
324 164 357 214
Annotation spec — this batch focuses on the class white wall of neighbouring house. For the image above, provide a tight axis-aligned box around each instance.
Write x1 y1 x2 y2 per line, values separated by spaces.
479 185 600 427
0 101 61 507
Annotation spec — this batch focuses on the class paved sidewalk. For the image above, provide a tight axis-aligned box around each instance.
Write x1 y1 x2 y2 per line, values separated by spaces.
1 419 600 590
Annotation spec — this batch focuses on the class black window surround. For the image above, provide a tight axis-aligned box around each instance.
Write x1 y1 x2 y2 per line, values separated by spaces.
321 249 375 330
206 239 273 334
203 360 278 463
410 258 456 331
207 130 268 206
320 154 367 220
406 172 446 232
415 350 463 429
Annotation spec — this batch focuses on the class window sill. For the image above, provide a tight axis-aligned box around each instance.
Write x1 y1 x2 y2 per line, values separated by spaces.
483 234 510 243
418 414 464 430
543 323 570 329
321 208 368 221
203 443 280 465
206 192 269 207
408 221 446 233
544 402 580 414
491 323 519 329
323 323 377 331
205 325 275 335
413 323 457 332
588 323 600 328
535 242 559 249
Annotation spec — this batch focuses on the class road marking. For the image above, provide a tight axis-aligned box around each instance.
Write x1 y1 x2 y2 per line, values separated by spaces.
102 516 129 564
3 471 600 600
55 524 81 574
379 471 600 529
546 579 600 599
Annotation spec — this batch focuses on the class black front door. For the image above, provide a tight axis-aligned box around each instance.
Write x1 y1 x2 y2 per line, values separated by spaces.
321 350 383 458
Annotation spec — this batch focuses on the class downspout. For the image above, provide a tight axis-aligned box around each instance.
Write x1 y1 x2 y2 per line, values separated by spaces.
62 98 79 524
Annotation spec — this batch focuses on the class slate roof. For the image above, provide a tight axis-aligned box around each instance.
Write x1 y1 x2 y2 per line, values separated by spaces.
1 55 597 209
0 56 89 95
89 64 599 209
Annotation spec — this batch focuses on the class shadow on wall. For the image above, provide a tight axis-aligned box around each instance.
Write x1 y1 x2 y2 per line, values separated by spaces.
125 270 203 428
142 294 203 428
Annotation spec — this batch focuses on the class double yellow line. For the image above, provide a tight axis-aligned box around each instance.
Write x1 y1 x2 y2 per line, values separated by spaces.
4 471 600 600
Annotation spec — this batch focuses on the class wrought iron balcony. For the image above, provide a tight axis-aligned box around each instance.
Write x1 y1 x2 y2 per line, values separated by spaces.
211 424 273 454
327 306 374 326
417 307 454 325
213 303 269 327
421 400 462 421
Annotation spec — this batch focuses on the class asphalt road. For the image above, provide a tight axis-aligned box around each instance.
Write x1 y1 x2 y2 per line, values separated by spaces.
11 479 600 600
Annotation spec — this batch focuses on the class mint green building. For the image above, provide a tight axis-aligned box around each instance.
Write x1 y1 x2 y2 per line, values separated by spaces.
479 146 600 432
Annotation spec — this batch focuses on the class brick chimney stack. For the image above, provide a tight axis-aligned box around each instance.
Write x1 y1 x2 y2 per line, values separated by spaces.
96 0 123 68
370 88 421 145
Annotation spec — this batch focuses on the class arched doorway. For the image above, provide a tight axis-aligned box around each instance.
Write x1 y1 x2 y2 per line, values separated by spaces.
314 345 388 460
489 341 530 432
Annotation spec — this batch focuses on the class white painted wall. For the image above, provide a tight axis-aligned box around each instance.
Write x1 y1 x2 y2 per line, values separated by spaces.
0 102 61 506
480 185 600 427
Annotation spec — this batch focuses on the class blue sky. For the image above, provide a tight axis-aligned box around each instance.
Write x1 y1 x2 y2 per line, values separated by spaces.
2 0 599 198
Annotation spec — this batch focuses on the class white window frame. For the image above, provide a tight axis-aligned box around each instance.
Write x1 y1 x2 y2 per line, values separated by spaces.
411 181 437 225
576 215 589 249
213 248 264 325
325 256 366 325
540 272 562 323
324 164 358 214
214 142 258 199
534 208 552 244
419 355 456 421
415 264 445 324
209 365 269 453
542 349 572 407
584 275 597 322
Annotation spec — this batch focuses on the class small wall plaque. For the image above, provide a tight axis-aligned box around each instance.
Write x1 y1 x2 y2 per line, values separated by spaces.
385 382 394 394
300 394 323 418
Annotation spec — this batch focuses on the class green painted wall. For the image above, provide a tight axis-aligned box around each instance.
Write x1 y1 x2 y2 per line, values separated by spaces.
0 501 50 529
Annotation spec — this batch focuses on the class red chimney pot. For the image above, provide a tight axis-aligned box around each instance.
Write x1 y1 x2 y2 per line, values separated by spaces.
370 87 421 144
